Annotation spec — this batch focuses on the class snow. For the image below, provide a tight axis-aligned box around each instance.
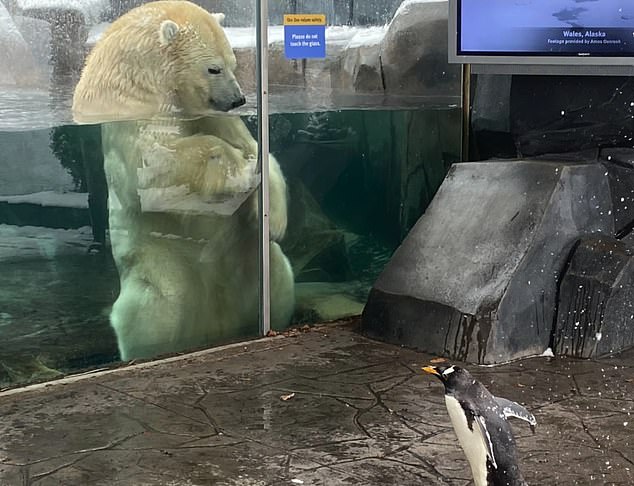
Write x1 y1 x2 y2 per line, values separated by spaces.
214 26 371 50
345 26 387 49
87 24 387 51
0 224 93 261
16 0 108 24
392 0 445 22
0 191 88 208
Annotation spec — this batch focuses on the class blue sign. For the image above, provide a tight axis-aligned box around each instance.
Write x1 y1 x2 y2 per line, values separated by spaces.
284 24 326 59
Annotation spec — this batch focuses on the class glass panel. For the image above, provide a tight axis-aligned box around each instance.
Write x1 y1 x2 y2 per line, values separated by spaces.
0 0 261 388
265 1 462 327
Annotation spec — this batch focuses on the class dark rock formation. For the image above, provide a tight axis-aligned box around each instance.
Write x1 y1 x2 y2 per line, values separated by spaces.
553 236 634 358
362 159 615 364
380 0 461 98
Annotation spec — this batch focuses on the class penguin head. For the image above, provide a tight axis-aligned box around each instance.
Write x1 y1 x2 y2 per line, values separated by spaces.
422 364 474 394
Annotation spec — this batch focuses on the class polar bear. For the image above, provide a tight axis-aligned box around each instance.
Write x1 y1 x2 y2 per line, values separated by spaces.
72 1 294 360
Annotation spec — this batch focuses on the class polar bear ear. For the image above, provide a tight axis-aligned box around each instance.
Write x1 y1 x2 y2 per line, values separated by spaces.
212 13 225 24
159 20 180 46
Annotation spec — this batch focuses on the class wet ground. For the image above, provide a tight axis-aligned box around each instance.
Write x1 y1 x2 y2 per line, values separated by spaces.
0 321 632 485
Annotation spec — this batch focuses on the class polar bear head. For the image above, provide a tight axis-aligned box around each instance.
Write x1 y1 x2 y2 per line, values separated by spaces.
72 1 245 122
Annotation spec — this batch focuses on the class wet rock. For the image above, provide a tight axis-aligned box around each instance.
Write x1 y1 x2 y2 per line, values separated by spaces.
553 236 634 358
362 159 614 364
380 0 461 97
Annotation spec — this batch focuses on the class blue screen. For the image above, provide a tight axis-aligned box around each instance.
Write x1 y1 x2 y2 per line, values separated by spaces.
459 0 634 56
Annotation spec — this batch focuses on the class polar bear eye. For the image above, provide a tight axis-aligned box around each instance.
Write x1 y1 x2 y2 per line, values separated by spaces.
208 67 223 75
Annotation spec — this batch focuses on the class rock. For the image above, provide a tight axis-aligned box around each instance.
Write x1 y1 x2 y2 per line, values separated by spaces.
471 74 512 133
234 42 310 95
12 15 53 80
362 159 614 364
330 27 385 93
16 0 108 80
553 236 634 358
0 3 42 86
600 148 634 238
352 0 402 25
510 75 634 158
380 0 460 98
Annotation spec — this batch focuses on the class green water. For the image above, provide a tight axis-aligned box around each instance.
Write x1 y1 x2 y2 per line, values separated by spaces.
0 108 460 388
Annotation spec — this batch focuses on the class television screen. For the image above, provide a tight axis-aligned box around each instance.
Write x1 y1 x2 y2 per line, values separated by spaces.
456 0 634 58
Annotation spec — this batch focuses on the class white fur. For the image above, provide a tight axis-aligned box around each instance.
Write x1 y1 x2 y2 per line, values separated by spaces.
445 395 490 486
103 120 295 361
159 20 179 45
73 2 295 361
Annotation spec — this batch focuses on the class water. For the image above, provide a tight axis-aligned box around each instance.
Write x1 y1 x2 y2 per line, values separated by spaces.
0 89 460 388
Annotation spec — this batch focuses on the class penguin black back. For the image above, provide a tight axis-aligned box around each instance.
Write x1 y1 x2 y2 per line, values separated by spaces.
423 364 535 486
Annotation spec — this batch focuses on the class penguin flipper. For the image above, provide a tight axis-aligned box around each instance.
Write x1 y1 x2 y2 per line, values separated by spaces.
474 414 498 469
494 396 537 431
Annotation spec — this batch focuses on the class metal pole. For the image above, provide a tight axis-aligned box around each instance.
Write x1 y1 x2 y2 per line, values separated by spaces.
256 0 271 336
461 63 471 162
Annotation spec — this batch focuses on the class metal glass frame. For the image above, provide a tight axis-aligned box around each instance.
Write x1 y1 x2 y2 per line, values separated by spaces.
256 0 270 336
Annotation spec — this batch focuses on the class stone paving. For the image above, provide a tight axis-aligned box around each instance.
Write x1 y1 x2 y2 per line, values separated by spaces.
0 321 632 485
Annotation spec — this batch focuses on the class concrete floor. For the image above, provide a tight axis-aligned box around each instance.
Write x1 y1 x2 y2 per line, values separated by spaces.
0 321 632 485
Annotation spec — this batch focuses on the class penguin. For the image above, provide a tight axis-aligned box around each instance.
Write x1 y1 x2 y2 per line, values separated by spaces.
422 364 536 486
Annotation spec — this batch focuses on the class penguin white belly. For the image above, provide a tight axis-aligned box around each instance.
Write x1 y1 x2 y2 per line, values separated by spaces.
445 395 490 486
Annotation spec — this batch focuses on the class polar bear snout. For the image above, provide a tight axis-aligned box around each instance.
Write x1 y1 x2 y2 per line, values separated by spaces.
231 95 246 109
209 76 246 112
211 94 245 112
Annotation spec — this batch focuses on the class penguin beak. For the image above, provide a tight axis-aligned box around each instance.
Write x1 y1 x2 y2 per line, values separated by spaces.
422 366 441 376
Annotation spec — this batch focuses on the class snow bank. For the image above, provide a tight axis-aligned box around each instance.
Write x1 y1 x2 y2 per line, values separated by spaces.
0 191 88 208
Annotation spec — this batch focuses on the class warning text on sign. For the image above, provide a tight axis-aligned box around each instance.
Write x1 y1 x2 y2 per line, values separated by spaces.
284 14 326 59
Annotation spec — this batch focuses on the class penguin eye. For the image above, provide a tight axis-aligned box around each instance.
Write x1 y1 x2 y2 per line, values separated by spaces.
208 67 223 75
